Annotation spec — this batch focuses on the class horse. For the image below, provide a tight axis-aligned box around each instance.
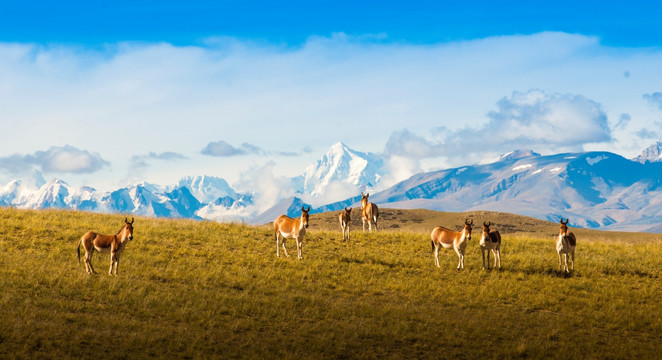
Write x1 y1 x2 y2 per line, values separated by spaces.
77 218 135 275
479 221 502 270
360 192 379 232
557 218 576 272
274 207 310 260
339 207 352 241
430 219 473 270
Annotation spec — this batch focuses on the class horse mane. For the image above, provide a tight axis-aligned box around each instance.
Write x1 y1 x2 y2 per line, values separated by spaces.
116 224 126 235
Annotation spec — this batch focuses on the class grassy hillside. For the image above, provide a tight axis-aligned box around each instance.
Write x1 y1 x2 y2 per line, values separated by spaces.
1 207 661 359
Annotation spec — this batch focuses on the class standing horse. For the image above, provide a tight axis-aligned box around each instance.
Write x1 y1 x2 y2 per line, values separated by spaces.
430 219 473 270
274 207 310 260
557 218 576 272
479 221 502 270
360 192 379 232
339 207 352 241
77 218 135 275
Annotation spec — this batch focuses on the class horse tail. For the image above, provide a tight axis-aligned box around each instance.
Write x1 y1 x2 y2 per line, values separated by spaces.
77 237 82 264
431 240 435 253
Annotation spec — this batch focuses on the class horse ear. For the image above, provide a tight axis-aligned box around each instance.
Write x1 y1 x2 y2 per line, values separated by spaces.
302 206 305 211
307 206 311 212
131 217 134 224
469 219 474 225
125 217 128 224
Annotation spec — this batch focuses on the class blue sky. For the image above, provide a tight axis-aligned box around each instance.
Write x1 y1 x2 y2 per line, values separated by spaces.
2 1 661 46
1 1 662 202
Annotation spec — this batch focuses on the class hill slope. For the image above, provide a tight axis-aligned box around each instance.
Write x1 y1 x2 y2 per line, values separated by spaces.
0 208 660 359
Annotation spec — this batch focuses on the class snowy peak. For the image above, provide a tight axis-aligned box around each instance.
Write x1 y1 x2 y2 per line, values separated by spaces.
500 149 541 161
175 175 237 203
632 142 662 163
24 178 72 209
299 142 384 197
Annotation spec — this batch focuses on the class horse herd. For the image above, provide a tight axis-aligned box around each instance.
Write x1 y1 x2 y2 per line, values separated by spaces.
76 193 577 275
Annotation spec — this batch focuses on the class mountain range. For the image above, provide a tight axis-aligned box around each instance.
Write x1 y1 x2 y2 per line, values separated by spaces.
2 141 662 232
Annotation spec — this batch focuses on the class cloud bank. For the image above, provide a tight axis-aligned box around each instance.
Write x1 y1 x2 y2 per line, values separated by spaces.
0 145 109 175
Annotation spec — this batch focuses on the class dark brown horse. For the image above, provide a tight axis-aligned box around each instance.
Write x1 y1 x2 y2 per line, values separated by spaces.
479 221 502 269
556 218 576 272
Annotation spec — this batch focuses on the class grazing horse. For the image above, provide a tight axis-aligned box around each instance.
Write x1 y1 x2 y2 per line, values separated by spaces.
274 207 310 260
360 192 379 232
479 221 502 270
557 218 576 272
339 207 352 241
77 218 135 275
430 219 473 270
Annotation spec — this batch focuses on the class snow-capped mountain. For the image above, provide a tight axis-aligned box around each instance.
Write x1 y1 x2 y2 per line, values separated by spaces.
632 141 662 163
499 149 541 161
22 179 97 210
173 175 238 204
292 142 385 199
359 151 662 232
4 142 662 232
1 180 29 206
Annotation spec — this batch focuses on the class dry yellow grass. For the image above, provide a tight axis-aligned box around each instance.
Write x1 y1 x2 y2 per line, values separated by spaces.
1 207 661 359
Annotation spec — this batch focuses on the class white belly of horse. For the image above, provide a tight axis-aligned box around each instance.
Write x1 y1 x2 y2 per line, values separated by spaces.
440 242 453 249
279 230 299 239
94 245 111 253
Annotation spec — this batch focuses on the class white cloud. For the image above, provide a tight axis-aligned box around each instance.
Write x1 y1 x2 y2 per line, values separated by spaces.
0 145 109 175
380 89 612 171
1 32 662 190
234 162 296 214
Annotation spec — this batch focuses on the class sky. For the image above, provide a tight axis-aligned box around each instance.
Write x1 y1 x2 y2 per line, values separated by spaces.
1 1 662 194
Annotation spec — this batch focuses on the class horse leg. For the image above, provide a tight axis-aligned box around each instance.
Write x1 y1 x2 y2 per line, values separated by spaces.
571 251 575 270
109 253 115 275
558 251 563 272
362 218 366 232
434 246 440 268
282 238 290 258
297 237 303 260
481 247 486 269
275 232 280 258
347 226 350 242
455 247 462 270
564 253 569 273
495 249 501 269
86 250 96 274
114 255 120 275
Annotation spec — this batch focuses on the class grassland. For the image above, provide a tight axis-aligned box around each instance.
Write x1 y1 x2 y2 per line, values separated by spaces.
0 207 661 359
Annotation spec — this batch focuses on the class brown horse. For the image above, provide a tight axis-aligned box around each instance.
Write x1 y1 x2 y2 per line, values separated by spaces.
77 218 135 275
556 218 576 272
430 219 473 270
339 207 352 241
479 221 502 270
274 207 310 260
360 192 379 232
